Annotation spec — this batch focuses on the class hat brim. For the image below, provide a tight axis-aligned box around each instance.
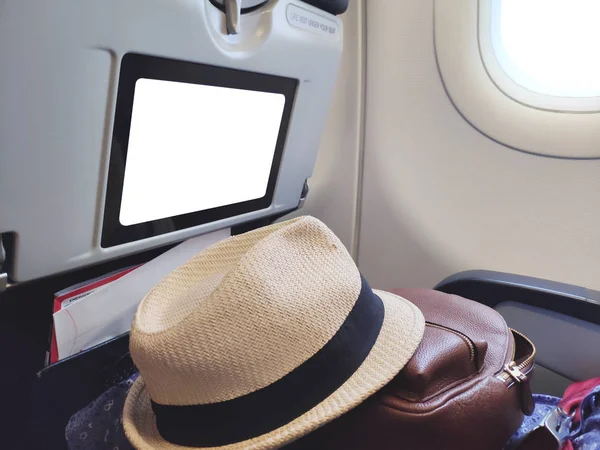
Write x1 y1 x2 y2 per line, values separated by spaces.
123 290 425 450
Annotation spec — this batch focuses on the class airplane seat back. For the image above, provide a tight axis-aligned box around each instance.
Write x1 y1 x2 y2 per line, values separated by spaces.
0 0 347 283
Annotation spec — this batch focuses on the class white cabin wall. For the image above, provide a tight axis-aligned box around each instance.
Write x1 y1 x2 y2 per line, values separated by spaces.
357 0 600 291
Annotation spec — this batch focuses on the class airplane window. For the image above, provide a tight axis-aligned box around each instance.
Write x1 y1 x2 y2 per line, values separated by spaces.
492 0 600 98
434 0 600 158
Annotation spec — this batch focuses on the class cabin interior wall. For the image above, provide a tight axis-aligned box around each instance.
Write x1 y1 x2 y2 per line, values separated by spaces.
357 0 600 292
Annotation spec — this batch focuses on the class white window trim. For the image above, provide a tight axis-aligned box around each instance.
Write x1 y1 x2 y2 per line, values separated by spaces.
434 0 600 159
480 0 600 113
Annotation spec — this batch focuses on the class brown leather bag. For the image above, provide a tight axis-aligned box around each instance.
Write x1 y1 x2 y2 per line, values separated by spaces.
287 289 536 450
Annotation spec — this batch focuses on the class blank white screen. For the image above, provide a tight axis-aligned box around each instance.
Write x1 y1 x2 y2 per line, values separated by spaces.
119 78 286 226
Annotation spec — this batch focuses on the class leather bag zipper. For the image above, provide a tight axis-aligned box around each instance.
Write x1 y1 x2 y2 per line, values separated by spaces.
497 328 536 386
426 322 476 362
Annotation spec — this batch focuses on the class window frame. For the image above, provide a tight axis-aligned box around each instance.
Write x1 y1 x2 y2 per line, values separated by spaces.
433 0 600 159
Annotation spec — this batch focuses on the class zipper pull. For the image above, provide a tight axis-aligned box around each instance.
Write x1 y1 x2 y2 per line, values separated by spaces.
520 377 535 416
504 362 535 416
505 362 527 383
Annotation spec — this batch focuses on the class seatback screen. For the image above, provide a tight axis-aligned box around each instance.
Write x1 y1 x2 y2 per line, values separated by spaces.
119 79 286 227
102 54 297 247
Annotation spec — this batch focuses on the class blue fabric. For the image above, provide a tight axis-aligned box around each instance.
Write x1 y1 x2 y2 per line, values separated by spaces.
67 384 599 450
504 394 562 450
65 373 138 450
570 386 600 449
34 335 134 449
505 390 600 450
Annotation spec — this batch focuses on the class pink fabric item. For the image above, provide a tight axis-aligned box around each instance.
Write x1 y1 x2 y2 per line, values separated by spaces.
561 441 574 450
559 377 600 450
559 377 600 423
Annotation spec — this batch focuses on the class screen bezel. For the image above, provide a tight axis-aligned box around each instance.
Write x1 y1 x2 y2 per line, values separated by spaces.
101 53 298 248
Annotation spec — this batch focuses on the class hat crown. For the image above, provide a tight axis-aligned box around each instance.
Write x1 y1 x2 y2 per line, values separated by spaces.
130 217 362 406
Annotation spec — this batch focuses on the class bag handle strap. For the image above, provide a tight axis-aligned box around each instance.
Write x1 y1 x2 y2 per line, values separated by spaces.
516 407 573 450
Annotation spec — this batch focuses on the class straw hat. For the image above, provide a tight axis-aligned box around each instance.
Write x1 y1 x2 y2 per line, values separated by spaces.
123 216 425 449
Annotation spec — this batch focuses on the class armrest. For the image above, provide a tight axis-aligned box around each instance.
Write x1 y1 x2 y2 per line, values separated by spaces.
435 270 600 326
